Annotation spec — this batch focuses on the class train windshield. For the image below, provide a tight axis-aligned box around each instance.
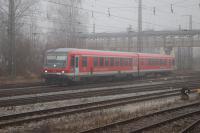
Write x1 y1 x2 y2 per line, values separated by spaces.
45 53 67 68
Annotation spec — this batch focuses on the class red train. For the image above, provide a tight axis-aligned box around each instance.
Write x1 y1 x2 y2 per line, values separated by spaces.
42 48 175 84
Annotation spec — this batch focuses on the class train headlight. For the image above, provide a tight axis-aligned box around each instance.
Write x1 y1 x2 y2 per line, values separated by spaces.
45 70 48 73
62 71 65 74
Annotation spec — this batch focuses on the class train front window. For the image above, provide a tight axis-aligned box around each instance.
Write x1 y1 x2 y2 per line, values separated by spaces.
45 54 67 68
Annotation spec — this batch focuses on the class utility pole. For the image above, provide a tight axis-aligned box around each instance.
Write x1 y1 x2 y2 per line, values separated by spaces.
182 15 193 69
189 15 192 30
93 23 96 34
93 23 98 49
8 0 16 78
137 0 143 52
189 15 193 69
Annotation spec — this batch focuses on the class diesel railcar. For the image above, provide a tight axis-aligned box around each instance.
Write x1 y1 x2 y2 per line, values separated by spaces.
42 48 175 84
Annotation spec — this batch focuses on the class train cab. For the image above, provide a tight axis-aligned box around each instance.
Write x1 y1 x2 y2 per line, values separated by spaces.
42 48 76 83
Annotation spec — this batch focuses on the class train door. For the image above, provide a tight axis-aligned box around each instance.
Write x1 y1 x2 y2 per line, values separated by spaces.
74 56 79 80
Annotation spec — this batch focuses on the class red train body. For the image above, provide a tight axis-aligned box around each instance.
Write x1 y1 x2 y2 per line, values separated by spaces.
42 48 175 84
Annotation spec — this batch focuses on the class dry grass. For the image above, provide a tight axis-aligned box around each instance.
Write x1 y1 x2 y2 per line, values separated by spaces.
1 95 199 133
144 116 200 133
0 75 41 85
0 97 180 133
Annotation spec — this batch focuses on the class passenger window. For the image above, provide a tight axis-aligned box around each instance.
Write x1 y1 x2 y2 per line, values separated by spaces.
110 58 114 66
115 58 119 66
129 58 133 66
71 56 75 67
124 58 128 66
75 57 79 68
160 59 162 65
82 56 87 67
105 57 109 66
120 58 124 66
169 59 172 65
100 57 104 66
133 58 137 65
148 59 151 65
141 59 144 65
93 57 98 67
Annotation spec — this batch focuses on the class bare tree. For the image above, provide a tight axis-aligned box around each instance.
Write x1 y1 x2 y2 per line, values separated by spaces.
0 0 40 76
46 0 88 49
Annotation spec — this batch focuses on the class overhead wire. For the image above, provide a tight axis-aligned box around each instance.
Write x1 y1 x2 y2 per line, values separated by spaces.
21 15 128 31
46 0 177 29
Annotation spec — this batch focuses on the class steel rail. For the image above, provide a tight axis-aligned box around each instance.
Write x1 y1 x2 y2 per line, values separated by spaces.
0 80 199 107
0 90 181 129
0 75 198 101
129 110 200 133
0 75 194 97
0 81 198 107
179 119 200 133
0 74 180 90
79 101 200 133
0 82 45 89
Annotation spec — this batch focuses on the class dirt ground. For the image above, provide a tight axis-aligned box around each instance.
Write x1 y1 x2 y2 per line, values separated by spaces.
1 95 198 133
0 76 42 85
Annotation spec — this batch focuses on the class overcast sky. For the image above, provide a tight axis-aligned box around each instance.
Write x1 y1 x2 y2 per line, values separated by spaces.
82 0 200 33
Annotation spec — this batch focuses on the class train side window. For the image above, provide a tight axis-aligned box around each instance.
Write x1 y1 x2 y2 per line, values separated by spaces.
169 59 172 65
140 59 144 65
148 59 151 65
110 58 114 66
160 59 162 65
129 58 132 66
124 58 128 66
149 59 151 65
115 58 119 66
152 59 155 65
172 59 175 65
156 59 159 65
82 56 87 67
75 57 79 68
155 59 157 65
120 58 124 66
153 59 156 66
164 59 166 65
162 59 164 65
105 57 109 66
93 57 98 67
144 59 147 65
123 58 126 66
100 57 104 66
71 56 75 67
133 58 137 65
154 59 157 66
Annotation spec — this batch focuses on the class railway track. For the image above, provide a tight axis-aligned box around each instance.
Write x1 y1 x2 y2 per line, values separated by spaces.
0 74 197 97
0 89 182 129
0 79 199 107
180 119 200 133
0 82 45 89
79 101 200 133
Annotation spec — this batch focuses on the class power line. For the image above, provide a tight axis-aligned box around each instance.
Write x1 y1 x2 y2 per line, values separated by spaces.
21 16 129 31
46 0 177 29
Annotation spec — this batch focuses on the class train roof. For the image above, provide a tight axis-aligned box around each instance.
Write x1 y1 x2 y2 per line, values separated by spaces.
46 48 173 58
